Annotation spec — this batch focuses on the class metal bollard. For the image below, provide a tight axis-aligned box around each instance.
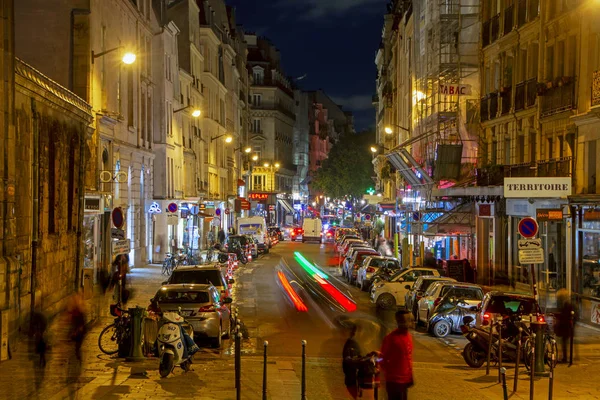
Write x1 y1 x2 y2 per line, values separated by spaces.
497 321 503 383
569 310 574 366
529 333 535 400
486 323 494 376
500 367 508 400
301 340 307 400
514 327 522 393
235 332 242 400
263 341 268 400
126 307 146 362
548 352 555 400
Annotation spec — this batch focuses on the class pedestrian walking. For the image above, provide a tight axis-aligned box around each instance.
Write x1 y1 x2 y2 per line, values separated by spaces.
66 294 86 362
218 228 226 244
31 311 48 368
207 229 215 247
380 310 414 400
342 324 362 399
556 289 575 362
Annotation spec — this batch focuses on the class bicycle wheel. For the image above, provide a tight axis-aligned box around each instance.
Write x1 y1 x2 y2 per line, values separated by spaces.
545 337 559 368
523 337 533 371
98 323 119 355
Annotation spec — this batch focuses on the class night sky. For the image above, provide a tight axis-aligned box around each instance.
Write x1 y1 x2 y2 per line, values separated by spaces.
227 0 388 131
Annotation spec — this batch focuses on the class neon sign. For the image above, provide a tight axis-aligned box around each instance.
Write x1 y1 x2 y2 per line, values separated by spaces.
148 202 162 214
249 193 269 201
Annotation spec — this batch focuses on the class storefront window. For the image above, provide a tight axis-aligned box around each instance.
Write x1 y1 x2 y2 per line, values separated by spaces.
581 220 600 298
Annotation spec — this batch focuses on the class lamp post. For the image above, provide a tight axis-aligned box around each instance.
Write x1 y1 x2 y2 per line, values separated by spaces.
174 105 201 117
91 46 136 64
384 124 410 134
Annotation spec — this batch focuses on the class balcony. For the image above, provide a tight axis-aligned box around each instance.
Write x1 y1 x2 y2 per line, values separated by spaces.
540 80 575 118
526 78 537 108
480 97 489 122
491 14 500 43
482 20 491 47
514 82 525 111
500 86 512 115
592 70 600 107
504 4 514 35
505 162 536 177
537 157 573 177
476 166 505 186
489 91 499 119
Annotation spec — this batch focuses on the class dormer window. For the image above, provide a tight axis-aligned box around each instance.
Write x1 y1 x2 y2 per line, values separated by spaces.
252 66 264 85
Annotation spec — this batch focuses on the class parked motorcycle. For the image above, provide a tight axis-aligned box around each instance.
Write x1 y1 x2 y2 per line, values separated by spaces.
460 314 529 368
428 297 478 338
157 311 199 377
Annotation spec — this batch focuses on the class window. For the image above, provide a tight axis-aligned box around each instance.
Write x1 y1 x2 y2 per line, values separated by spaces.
504 137 511 165
547 137 554 160
557 41 565 78
48 131 56 233
253 118 261 133
517 134 525 163
220 99 225 125
546 45 554 81
588 141 597 194
529 43 539 79
252 67 264 85
252 94 262 107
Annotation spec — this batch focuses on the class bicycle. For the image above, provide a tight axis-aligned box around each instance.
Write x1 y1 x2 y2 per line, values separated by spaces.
98 304 132 355
523 325 558 371
162 254 176 275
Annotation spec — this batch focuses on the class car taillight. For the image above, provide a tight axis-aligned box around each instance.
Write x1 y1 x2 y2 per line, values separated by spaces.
482 313 490 326
537 315 545 323
366 267 375 273
433 297 442 308
198 305 215 313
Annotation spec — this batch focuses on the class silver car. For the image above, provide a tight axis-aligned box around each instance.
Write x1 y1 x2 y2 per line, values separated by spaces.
153 284 232 348
356 256 401 291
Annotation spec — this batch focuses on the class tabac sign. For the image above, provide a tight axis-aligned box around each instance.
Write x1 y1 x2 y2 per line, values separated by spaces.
504 178 571 198
439 83 472 96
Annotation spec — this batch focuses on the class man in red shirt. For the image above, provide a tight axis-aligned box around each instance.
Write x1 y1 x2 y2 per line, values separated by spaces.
380 310 414 399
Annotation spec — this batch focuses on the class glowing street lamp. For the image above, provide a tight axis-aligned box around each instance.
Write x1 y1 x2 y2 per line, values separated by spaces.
274 162 280 169
191 109 202 118
384 126 393 134
225 135 233 143
92 46 137 64
264 162 270 168
122 52 136 64
252 154 259 161
244 146 252 153
370 146 379 153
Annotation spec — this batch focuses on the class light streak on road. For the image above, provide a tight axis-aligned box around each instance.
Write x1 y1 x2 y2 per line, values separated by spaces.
277 270 308 312
294 251 328 279
313 275 357 312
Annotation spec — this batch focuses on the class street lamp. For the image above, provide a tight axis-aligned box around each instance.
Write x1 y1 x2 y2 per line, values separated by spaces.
91 46 136 64
252 154 259 161
211 133 233 143
174 105 202 117
384 124 410 134
370 144 390 154
263 162 270 168
274 162 280 169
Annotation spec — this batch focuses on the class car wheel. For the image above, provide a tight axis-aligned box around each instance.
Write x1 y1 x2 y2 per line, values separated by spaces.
432 320 451 338
212 324 222 348
376 293 396 310
463 342 486 368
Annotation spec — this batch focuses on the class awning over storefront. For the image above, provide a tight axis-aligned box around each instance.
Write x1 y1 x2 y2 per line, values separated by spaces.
424 203 475 236
377 202 396 212
385 149 433 187
278 199 295 213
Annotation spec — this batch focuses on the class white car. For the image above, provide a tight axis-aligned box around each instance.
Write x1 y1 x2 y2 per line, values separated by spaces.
356 256 401 291
417 282 483 326
370 267 440 309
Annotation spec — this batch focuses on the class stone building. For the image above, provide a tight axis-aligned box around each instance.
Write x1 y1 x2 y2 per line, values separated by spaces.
15 0 160 277
1 0 94 357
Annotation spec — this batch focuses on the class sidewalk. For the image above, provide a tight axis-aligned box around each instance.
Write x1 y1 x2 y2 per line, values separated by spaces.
1 263 599 399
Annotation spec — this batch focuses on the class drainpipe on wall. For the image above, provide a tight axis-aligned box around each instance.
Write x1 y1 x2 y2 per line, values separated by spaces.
30 98 39 322
74 122 87 292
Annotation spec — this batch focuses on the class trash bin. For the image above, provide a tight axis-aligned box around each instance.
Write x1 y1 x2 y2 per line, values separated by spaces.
118 318 132 358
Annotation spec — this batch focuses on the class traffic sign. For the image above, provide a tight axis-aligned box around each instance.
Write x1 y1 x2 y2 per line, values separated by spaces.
518 248 544 264
167 203 178 213
189 205 199 215
112 207 125 229
518 238 542 250
111 228 125 240
215 208 222 216
518 217 538 238
365 214 371 220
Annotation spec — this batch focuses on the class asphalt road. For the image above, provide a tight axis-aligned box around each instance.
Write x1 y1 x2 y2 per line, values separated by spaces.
235 240 467 364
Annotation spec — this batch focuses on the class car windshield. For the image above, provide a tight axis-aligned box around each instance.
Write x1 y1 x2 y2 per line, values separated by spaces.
420 279 442 292
451 287 483 300
228 236 247 247
169 270 224 287
156 290 210 304
486 296 538 314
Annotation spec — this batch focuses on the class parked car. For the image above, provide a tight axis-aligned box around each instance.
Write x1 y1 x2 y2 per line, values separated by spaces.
151 284 232 348
416 282 482 326
476 291 542 328
336 228 358 242
428 295 480 338
370 267 440 309
337 237 361 252
165 265 234 299
405 276 456 319
340 240 369 256
341 246 375 275
344 250 380 284
356 256 401 291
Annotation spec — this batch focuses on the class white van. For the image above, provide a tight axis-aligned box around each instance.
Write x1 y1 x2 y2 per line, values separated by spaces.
302 218 323 243
237 216 269 254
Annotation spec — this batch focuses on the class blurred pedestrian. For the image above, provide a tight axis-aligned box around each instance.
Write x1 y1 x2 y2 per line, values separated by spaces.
207 229 215 247
556 289 575 363
112 254 130 304
380 310 414 400
31 311 48 368
342 324 362 399
218 228 226 244
66 294 86 362
423 251 436 268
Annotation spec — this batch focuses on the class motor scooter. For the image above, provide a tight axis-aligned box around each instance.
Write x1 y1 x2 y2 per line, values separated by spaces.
460 314 529 368
428 297 478 338
157 311 199 377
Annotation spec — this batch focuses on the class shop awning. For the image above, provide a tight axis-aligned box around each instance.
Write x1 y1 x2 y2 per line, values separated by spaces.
278 199 295 213
385 149 433 187
423 203 475 236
